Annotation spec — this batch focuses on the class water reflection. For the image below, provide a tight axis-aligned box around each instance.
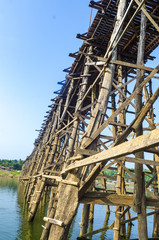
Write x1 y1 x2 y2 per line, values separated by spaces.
16 182 48 240
0 177 18 191
100 212 110 240
0 177 19 240
0 178 154 240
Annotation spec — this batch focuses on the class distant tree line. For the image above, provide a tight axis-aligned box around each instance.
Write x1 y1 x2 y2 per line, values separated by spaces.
0 159 23 170
103 168 152 183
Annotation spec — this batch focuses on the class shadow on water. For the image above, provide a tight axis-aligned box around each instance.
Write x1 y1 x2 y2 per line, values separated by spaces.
16 182 48 240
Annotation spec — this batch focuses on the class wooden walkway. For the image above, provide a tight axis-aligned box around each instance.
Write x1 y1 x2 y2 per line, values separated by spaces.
20 1 159 239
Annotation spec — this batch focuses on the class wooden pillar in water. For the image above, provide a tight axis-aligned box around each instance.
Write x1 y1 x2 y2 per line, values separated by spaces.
114 62 127 239
41 47 92 240
133 9 148 240
28 100 63 221
80 204 90 236
153 147 159 237
47 1 127 239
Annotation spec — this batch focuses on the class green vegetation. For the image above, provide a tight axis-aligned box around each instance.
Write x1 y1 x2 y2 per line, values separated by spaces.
0 159 23 170
0 170 21 176
103 168 152 183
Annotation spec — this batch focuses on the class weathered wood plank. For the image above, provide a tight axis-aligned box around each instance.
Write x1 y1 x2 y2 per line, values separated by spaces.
120 156 159 167
76 148 99 156
82 66 159 149
135 0 159 32
121 211 159 224
63 128 159 173
95 58 155 72
42 174 78 186
81 222 114 237
43 217 64 227
80 192 159 208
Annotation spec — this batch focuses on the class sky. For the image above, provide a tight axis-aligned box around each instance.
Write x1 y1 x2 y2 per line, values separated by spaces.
0 1 158 161
0 0 92 160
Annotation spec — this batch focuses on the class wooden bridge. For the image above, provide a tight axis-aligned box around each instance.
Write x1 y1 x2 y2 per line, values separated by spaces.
20 0 159 239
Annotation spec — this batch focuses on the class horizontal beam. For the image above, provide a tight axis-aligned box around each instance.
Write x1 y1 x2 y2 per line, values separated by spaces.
121 210 159 224
82 65 159 149
42 174 78 186
62 128 159 173
81 222 114 238
120 156 159 167
80 192 133 206
80 192 159 208
86 59 155 72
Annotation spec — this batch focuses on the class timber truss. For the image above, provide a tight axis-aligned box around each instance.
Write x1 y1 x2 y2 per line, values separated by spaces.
20 0 159 239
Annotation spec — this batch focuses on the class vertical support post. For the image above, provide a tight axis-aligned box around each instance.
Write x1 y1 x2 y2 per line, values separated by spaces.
89 203 94 232
133 9 148 240
80 204 90 236
153 147 159 237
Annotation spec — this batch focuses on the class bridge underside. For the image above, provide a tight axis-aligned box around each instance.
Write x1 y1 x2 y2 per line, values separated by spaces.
20 1 159 239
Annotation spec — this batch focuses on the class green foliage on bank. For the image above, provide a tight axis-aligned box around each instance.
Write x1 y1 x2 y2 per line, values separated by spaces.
0 170 21 176
0 159 23 170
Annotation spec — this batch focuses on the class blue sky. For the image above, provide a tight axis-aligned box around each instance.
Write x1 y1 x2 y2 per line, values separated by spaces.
0 1 158 161
0 0 91 159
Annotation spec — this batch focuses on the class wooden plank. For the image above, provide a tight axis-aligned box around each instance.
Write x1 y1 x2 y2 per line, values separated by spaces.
133 88 159 130
56 117 78 135
109 121 128 128
121 156 159 167
134 0 159 32
115 87 159 146
82 66 159 149
42 174 78 186
81 222 114 237
80 192 159 208
96 58 155 72
43 217 64 227
42 174 61 181
145 148 159 155
63 128 159 173
79 160 117 199
80 192 134 206
61 179 79 187
146 173 157 188
121 210 159 224
104 0 141 59
76 148 99 156
117 160 157 200
112 0 146 52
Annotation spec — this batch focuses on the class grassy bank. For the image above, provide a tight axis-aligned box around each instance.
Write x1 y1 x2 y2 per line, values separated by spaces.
0 170 21 178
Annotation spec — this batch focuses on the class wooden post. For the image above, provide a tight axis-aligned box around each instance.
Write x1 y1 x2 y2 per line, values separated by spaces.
89 203 94 231
153 147 159 237
80 204 90 236
19 2 159 240
48 1 127 239
133 9 148 240
45 47 92 240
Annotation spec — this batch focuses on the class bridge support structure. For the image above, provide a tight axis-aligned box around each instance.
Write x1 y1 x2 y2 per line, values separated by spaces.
20 1 159 239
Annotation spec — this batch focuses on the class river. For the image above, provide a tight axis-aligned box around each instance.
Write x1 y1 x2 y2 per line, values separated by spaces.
0 177 155 240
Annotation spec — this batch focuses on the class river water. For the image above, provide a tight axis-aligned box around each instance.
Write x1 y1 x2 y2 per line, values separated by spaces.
0 177 155 240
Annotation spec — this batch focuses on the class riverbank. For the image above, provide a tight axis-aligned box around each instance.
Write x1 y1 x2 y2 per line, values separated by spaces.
0 169 21 178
